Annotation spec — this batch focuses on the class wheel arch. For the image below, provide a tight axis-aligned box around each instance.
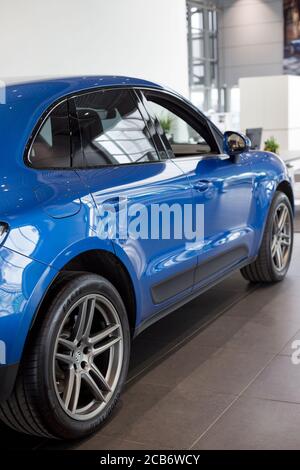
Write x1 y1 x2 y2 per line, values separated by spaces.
276 179 294 214
30 250 137 337
249 176 294 259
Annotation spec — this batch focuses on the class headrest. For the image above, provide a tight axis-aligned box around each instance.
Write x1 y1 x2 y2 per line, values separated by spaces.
77 108 103 142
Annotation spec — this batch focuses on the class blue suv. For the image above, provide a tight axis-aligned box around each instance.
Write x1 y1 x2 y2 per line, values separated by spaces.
0 76 294 439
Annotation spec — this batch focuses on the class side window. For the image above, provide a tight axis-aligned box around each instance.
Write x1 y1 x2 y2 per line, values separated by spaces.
74 89 159 166
144 95 214 157
28 101 71 168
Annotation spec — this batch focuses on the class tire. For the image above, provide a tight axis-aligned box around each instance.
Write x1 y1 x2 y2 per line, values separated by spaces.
241 191 294 283
0 273 131 439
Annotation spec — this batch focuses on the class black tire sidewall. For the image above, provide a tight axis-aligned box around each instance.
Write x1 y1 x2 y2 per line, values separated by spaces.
34 274 131 439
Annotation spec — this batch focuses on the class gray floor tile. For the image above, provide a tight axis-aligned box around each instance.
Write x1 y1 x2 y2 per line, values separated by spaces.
279 330 300 356
213 314 299 354
193 397 300 450
226 277 300 319
186 315 250 349
75 436 154 451
176 347 273 396
134 337 273 395
43 434 153 451
259 295 300 325
244 355 300 403
100 382 235 449
130 341 218 388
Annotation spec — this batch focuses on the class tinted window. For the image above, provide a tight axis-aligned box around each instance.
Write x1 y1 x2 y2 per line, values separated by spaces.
29 101 71 168
74 89 159 166
146 100 211 157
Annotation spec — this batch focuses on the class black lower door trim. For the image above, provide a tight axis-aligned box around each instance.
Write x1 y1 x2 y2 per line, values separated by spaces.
194 246 249 285
151 267 194 304
135 255 253 337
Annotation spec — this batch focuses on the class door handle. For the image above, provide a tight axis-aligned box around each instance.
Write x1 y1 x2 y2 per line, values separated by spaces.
193 180 212 192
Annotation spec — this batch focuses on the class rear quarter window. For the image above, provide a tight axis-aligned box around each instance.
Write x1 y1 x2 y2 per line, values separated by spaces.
28 101 71 168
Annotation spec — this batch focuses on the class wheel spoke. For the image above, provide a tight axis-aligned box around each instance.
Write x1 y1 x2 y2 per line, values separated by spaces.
274 212 280 230
73 299 88 342
271 237 277 257
63 366 75 409
278 206 288 232
58 337 76 350
275 244 283 269
90 362 111 392
70 373 82 413
56 352 73 365
89 324 120 345
83 297 96 339
82 372 106 402
281 232 291 241
93 336 121 357
73 297 97 342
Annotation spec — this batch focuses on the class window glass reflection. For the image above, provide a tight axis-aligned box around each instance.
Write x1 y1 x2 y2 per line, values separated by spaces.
75 90 159 167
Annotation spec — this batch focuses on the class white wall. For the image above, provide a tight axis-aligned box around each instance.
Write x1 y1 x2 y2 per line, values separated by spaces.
218 0 283 88
0 0 189 96
240 75 300 159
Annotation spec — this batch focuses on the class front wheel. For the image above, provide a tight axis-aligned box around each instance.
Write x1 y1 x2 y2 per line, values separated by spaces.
241 191 294 283
0 273 131 439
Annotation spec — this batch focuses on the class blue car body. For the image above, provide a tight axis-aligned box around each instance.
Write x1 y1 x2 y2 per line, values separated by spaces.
0 76 293 399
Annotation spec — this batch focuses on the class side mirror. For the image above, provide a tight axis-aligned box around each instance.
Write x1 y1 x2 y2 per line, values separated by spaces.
223 131 251 158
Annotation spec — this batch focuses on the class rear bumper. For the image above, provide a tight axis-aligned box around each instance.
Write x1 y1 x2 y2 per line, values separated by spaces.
0 363 19 401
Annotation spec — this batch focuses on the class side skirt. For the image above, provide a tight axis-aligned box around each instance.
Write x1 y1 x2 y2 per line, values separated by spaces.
134 256 255 337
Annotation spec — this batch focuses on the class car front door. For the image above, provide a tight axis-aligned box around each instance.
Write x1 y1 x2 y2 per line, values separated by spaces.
70 88 199 325
140 90 255 290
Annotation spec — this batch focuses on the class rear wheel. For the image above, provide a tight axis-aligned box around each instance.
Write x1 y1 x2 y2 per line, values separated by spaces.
0 273 131 439
241 191 293 283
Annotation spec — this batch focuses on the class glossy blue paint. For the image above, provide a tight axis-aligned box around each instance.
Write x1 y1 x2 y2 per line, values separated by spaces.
173 153 255 291
0 76 293 371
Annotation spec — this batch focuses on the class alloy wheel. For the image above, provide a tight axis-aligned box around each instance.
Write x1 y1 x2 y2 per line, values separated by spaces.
271 202 292 271
53 294 123 421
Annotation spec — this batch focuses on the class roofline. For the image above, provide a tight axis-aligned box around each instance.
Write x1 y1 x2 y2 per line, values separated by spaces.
1 74 164 89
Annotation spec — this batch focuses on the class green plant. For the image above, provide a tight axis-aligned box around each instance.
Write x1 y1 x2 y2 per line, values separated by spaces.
159 114 174 134
264 136 279 154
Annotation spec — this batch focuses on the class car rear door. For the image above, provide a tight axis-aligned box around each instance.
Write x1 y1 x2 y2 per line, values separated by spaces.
140 89 255 290
69 87 199 325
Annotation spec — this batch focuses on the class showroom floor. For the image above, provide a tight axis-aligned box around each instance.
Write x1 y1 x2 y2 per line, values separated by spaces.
1 229 300 450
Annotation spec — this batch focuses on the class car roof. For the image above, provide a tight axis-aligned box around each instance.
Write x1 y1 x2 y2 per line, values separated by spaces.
2 75 167 110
